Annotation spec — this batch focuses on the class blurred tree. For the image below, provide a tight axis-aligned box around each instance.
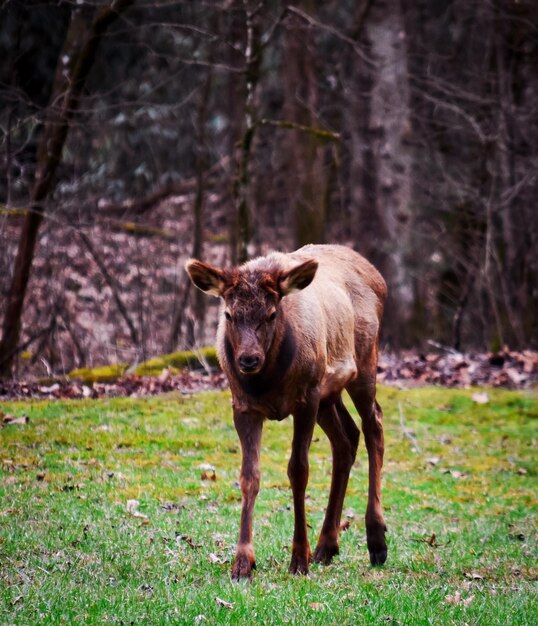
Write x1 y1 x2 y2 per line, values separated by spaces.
400 0 537 350
0 0 134 377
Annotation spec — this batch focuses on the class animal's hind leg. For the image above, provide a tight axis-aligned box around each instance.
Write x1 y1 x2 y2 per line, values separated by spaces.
346 364 387 566
313 396 360 565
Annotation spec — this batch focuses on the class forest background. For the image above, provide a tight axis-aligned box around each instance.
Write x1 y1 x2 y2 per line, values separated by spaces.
0 0 536 380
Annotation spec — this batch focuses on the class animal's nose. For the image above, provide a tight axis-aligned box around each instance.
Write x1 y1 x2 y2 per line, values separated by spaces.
238 354 261 373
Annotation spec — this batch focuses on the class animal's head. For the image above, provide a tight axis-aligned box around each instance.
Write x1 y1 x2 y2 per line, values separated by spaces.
185 257 318 375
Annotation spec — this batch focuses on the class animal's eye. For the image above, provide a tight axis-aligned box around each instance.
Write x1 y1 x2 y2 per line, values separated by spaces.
224 311 232 322
267 311 276 322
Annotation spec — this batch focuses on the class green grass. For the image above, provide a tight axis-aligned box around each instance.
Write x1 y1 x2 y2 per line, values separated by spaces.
1 386 536 625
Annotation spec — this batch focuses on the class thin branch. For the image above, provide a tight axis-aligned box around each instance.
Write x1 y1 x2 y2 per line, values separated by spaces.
399 402 421 453
0 323 54 369
260 118 341 142
260 7 289 49
427 340 461 355
286 5 376 66
167 274 192 353
78 231 139 347
96 155 230 217
412 88 487 145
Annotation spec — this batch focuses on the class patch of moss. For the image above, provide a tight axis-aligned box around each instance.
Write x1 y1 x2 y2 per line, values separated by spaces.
0 206 28 217
66 347 220 383
114 221 176 239
207 232 229 244
67 364 129 383
134 346 219 376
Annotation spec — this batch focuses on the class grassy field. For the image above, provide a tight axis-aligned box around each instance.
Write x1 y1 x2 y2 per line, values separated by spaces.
0 386 536 625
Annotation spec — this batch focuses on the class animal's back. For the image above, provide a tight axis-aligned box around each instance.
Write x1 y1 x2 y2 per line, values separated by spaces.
301 245 386 384
293 244 387 306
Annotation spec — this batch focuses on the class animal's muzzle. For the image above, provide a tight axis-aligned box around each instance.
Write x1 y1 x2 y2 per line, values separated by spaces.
238 353 262 374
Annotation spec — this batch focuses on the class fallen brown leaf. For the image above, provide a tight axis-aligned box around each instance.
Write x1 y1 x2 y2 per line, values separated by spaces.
471 392 489 404
126 499 148 519
209 552 225 564
176 533 202 549
201 470 217 481
215 597 234 610
443 469 468 479
1 414 29 426
464 572 484 580
445 591 474 607
158 368 171 383
505 368 526 385
62 482 84 491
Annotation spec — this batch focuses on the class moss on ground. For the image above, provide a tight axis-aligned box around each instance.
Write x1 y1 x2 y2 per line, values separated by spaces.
134 346 219 376
67 346 219 383
65 363 129 383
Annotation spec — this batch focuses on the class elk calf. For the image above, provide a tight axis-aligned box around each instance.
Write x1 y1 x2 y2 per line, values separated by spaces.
186 244 387 579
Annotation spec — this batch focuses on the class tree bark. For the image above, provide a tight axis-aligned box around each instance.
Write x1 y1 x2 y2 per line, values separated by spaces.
284 3 328 248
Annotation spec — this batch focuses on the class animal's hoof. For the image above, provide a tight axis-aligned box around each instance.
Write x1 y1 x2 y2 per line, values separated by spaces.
289 551 311 575
231 554 256 580
367 525 387 566
313 542 339 565
368 547 387 566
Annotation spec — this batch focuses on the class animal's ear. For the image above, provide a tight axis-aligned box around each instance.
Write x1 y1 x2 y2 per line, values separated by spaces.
279 259 318 296
185 259 227 297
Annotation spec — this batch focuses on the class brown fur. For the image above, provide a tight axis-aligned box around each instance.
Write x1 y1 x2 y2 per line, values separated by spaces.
185 244 388 578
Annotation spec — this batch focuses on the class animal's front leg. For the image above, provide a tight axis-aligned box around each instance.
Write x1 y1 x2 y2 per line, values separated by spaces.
231 409 263 580
288 390 319 575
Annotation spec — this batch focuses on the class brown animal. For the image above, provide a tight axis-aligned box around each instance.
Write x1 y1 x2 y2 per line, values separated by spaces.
185 244 387 579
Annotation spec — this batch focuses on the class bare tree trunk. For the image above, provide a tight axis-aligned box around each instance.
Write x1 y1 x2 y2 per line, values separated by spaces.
350 3 391 269
492 10 526 348
232 0 262 264
189 56 213 346
169 14 217 352
284 3 327 248
0 1 133 378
